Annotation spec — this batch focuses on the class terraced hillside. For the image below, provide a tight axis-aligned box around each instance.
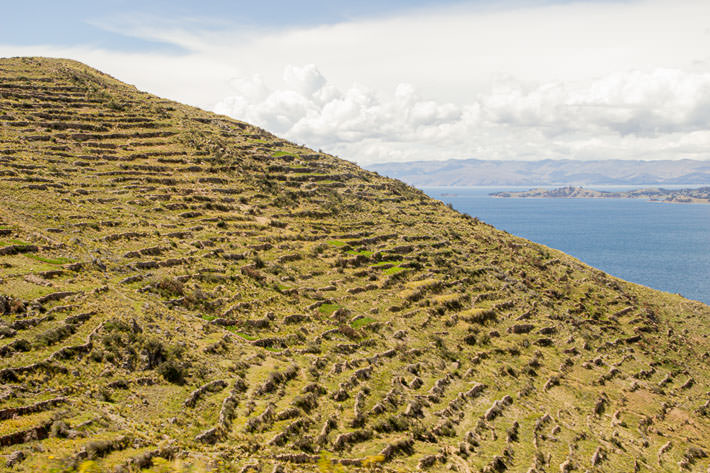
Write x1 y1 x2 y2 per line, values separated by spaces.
1 57 709 473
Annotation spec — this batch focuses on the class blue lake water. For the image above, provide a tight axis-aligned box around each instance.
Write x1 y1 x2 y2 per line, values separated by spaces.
421 187 710 305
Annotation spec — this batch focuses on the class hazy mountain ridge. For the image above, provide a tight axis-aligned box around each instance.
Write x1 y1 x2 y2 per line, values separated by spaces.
0 58 709 473
367 159 710 186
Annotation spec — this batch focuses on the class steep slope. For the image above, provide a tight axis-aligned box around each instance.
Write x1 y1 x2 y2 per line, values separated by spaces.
0 57 709 473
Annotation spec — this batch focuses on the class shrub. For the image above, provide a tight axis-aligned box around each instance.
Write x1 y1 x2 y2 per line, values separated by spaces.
155 277 185 298
143 338 168 369
158 360 187 385
36 324 74 346
106 99 126 111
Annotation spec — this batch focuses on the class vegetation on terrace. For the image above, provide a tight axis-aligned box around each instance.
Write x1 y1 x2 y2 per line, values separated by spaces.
0 57 708 472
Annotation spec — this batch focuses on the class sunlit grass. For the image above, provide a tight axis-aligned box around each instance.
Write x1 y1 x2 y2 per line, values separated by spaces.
26 254 73 265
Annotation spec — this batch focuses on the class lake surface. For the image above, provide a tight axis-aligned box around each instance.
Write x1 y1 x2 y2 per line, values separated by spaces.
421 186 710 305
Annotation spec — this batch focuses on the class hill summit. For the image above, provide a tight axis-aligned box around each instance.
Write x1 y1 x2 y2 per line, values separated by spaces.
0 57 709 472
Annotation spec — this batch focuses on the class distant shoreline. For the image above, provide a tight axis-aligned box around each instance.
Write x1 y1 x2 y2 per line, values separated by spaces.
489 185 710 204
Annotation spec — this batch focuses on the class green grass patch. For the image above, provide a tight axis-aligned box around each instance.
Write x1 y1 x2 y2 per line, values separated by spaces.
272 150 297 158
327 240 347 247
0 238 30 246
228 329 257 341
384 266 408 275
25 254 73 265
201 314 217 321
346 249 373 256
370 260 402 267
318 303 341 315
351 316 376 329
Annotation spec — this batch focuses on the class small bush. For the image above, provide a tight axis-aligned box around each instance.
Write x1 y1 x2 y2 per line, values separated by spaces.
106 99 126 111
155 277 185 298
158 360 187 385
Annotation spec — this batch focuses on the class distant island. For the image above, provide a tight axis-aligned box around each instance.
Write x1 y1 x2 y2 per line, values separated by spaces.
367 158 710 186
491 186 710 203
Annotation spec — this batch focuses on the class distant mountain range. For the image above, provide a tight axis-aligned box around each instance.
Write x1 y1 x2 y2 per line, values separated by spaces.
366 158 710 186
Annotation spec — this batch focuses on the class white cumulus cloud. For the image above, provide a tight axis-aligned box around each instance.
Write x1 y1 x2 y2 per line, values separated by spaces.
215 64 470 162
214 65 710 163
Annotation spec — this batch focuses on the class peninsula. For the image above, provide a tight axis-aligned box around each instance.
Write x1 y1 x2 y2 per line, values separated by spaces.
491 186 710 203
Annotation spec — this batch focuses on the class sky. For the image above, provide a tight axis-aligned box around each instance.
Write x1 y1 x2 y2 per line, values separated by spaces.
1 0 709 164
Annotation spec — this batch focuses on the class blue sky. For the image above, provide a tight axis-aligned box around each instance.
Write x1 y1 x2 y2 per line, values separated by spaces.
1 0 592 52
2 0 474 51
2 0 709 164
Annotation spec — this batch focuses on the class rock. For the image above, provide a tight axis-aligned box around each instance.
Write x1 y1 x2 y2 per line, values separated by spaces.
5 450 25 467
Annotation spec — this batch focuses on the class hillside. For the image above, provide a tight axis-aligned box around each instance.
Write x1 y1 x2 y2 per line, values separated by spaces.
367 159 710 187
1 57 709 473
491 186 710 204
